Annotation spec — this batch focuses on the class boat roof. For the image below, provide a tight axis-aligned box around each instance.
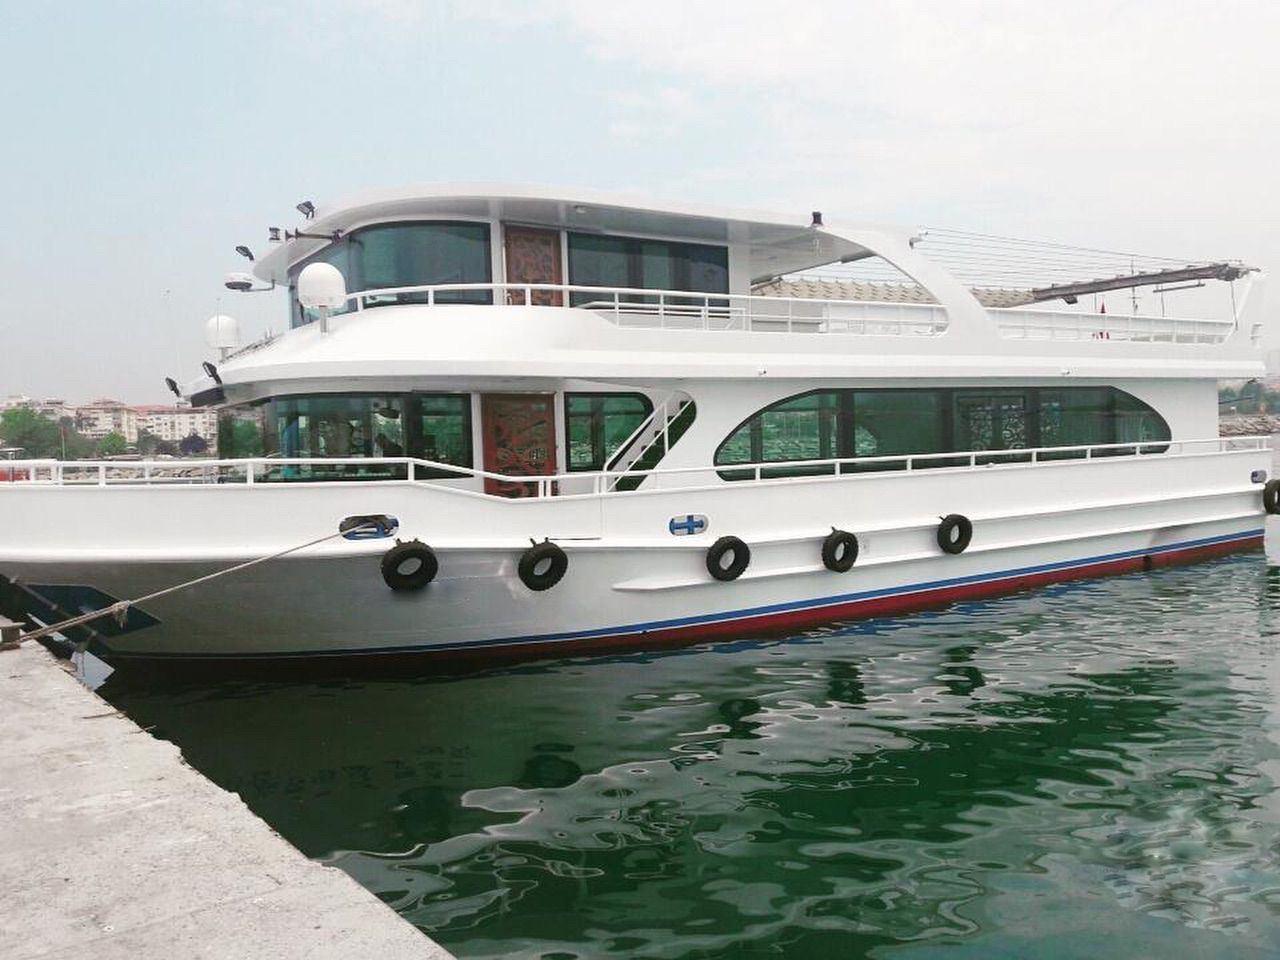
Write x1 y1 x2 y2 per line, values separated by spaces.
251 182 914 284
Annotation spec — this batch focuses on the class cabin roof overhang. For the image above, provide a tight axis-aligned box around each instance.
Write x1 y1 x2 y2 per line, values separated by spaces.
252 182 905 284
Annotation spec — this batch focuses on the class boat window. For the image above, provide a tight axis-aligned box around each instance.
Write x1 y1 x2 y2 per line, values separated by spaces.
287 222 492 328
565 393 653 471
715 387 1170 478
214 393 471 480
566 234 728 306
353 222 491 308
216 406 266 458
411 394 472 476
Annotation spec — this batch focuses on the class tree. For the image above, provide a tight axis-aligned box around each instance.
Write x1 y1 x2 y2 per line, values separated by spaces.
0 407 62 457
97 432 128 457
136 429 177 457
178 433 210 456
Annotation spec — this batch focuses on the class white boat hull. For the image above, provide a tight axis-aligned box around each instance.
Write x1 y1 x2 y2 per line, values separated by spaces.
0 444 1266 672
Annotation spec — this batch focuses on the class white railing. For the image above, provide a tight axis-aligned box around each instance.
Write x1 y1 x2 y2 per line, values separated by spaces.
2 437 1266 497
330 282 1237 344
992 307 1235 344
342 282 948 336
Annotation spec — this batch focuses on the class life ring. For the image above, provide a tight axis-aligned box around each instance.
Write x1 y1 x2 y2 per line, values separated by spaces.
1265 479 1280 515
937 514 973 555
822 529 859 572
381 539 438 591
519 541 568 591
706 535 750 581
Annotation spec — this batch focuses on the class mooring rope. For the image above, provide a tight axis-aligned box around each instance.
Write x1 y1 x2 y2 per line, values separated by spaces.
13 523 375 646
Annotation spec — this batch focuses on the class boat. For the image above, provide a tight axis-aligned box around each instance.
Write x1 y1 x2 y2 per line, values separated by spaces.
0 183 1272 673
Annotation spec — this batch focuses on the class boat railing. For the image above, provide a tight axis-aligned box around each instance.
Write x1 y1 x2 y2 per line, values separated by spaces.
3 436 1266 497
343 281 948 336
333 282 1236 343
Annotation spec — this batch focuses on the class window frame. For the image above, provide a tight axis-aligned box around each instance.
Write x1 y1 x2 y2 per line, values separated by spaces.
563 391 655 472
714 386 1169 479
287 219 494 327
566 232 729 306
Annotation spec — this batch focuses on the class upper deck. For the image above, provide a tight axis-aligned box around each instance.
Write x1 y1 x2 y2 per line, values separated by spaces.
199 184 1268 396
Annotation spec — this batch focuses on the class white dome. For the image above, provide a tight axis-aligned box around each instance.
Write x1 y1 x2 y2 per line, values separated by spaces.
298 262 348 310
204 314 242 351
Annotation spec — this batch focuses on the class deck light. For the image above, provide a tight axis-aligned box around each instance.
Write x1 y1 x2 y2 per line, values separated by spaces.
296 200 316 219
235 245 254 261
810 211 823 227
164 377 181 398
268 227 282 242
201 361 222 385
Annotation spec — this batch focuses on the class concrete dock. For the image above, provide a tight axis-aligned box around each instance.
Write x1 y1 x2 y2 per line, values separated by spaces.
1 641 454 959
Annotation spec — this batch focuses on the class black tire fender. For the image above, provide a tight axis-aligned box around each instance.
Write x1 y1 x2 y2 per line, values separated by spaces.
937 514 973 555
822 529 859 572
706 535 751 582
1264 479 1280 515
381 539 439 591
519 540 568 591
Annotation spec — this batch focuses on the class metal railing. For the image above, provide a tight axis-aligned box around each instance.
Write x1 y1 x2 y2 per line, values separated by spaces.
327 281 1237 344
3 436 1266 498
992 307 1235 344
343 282 948 336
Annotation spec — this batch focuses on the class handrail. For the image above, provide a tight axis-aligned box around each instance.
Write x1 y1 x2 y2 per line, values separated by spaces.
342 281 947 335
3 437 1267 495
326 281 1236 342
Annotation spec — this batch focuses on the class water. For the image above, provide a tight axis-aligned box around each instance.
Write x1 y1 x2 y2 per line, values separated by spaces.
103 555 1280 959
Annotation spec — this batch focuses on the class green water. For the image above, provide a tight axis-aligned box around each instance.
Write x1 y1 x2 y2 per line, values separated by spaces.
104 556 1280 959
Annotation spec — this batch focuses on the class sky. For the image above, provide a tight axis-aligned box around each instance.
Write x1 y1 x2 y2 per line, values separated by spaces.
1 0 1278 402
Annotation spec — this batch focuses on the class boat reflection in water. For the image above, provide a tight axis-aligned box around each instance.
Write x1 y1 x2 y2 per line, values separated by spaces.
106 555 1280 959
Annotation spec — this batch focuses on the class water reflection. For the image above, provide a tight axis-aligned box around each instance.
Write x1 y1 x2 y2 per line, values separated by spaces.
106 555 1280 958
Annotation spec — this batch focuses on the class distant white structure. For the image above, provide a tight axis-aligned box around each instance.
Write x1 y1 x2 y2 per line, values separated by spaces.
76 399 140 443
135 405 219 447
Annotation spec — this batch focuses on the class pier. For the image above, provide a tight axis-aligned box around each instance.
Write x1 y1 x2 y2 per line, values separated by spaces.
0 636 453 960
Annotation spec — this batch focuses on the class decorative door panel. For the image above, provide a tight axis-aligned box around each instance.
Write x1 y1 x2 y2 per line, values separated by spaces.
481 394 557 497
503 226 563 306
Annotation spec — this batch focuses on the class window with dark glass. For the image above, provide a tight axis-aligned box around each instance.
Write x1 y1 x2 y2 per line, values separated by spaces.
287 221 492 327
410 394 472 476
353 222 491 307
565 393 653 471
715 387 1169 479
566 234 728 306
229 392 472 480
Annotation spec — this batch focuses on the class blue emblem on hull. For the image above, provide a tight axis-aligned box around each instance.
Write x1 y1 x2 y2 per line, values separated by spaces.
669 514 709 536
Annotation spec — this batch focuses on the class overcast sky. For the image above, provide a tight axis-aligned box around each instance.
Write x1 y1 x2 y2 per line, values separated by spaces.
2 0 1277 402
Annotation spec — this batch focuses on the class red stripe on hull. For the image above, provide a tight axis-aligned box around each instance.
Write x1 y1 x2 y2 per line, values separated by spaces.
102 534 1261 683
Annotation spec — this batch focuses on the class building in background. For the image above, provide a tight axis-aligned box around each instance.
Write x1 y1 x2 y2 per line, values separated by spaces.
135 405 219 446
4 396 221 451
75 399 141 444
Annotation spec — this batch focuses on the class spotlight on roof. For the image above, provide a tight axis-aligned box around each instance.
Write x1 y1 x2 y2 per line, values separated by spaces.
164 377 181 398
810 211 824 227
201 361 223 385
235 245 254 262
296 200 316 219
268 227 282 242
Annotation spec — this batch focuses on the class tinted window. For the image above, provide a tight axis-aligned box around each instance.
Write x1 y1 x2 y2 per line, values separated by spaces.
567 234 728 305
226 392 471 480
716 387 1169 478
287 222 492 327
565 393 653 471
353 222 491 306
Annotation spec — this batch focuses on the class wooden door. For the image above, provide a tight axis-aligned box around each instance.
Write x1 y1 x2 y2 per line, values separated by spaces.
503 226 563 305
481 394 557 497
